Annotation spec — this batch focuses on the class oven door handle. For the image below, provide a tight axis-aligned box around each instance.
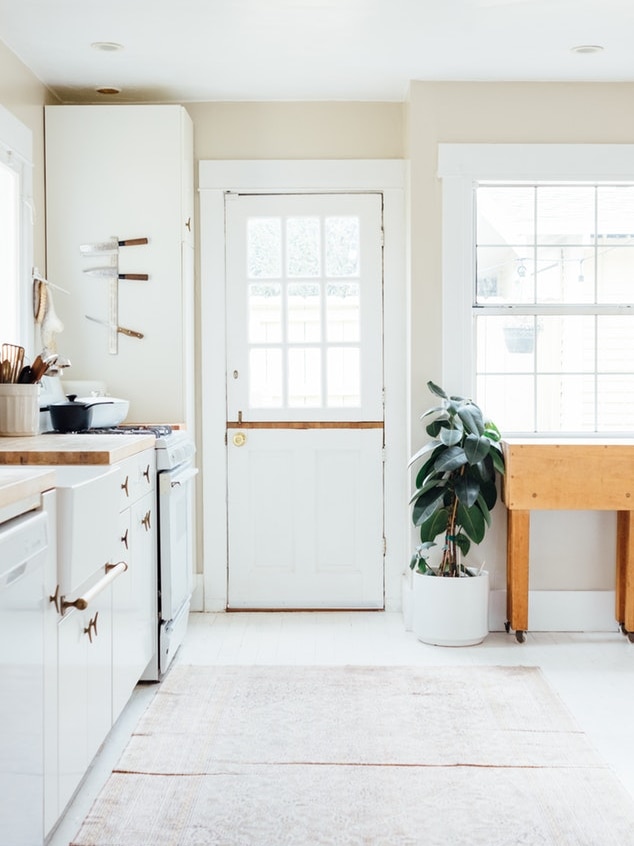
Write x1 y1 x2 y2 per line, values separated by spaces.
162 466 199 491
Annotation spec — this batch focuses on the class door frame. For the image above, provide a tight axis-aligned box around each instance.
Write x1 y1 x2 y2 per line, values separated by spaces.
199 160 407 612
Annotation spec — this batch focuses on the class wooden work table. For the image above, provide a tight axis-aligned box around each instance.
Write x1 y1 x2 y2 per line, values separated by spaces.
502 438 634 642
0 432 155 465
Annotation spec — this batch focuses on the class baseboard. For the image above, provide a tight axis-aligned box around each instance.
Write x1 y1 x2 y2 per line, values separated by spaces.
489 589 619 633
402 575 619 633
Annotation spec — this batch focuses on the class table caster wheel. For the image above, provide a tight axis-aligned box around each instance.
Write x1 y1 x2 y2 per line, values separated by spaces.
504 621 511 633
515 630 525 644
628 632 634 644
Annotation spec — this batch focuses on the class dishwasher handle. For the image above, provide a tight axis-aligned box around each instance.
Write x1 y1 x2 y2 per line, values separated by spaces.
61 560 128 613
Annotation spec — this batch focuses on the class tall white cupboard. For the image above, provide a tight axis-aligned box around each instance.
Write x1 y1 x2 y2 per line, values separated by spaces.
44 104 194 429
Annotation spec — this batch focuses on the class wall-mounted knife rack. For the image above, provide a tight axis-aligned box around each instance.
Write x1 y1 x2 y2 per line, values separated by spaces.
79 236 149 354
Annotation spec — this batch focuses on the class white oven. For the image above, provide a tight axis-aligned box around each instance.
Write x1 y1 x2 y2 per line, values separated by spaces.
141 430 198 681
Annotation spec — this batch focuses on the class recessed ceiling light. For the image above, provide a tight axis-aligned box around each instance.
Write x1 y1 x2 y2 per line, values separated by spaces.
95 86 121 95
571 44 604 54
91 41 124 52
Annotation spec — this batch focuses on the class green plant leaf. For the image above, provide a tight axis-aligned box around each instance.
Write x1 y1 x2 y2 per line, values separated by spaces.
427 380 448 399
455 532 471 557
408 438 440 468
457 402 485 436
454 472 480 508
464 433 491 464
480 478 498 510
409 473 445 504
439 425 463 446
434 446 468 473
489 445 506 475
418 507 449 543
476 492 492 527
457 501 486 544
412 487 446 526
415 455 443 489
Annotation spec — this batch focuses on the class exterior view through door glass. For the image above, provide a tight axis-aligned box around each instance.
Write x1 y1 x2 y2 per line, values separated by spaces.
226 193 385 608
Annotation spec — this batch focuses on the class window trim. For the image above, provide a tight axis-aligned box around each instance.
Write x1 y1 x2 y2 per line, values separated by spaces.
0 105 33 349
438 143 634 430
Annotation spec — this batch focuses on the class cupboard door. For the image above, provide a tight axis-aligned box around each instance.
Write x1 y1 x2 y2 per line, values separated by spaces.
112 491 156 720
57 590 112 816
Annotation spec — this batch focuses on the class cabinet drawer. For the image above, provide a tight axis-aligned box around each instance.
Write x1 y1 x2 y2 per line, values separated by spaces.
117 449 156 510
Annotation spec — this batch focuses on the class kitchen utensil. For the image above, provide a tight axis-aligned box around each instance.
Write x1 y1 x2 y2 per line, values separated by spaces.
79 237 148 255
85 315 144 338
1 344 25 384
17 365 34 383
43 394 113 433
83 267 149 280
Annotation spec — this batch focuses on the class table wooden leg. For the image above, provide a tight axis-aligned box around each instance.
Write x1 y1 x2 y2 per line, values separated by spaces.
616 511 629 627
617 510 634 636
506 509 530 640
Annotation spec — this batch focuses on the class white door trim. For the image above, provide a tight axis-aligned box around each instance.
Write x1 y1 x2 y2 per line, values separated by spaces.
199 160 407 612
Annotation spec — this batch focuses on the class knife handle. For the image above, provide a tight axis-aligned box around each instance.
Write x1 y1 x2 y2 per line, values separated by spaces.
119 273 149 280
118 327 144 339
119 238 148 247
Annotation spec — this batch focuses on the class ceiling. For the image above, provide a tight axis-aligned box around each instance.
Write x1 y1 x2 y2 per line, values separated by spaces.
1 0 633 103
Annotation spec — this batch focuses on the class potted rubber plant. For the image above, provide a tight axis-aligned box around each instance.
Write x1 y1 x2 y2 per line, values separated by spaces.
408 381 505 645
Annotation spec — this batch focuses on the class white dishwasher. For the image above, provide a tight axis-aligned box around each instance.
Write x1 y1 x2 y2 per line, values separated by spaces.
0 499 50 846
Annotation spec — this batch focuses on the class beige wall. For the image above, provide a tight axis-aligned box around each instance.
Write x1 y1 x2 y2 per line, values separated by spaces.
407 81 634 598
185 101 404 163
0 39 59 272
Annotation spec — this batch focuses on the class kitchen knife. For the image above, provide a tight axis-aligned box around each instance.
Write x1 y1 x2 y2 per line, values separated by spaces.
79 237 149 254
83 267 149 280
85 315 144 338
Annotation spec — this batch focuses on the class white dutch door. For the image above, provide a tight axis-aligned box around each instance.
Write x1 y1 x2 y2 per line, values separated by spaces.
225 192 385 608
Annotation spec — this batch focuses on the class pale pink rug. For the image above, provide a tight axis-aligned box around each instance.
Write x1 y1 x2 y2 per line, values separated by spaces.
70 665 634 845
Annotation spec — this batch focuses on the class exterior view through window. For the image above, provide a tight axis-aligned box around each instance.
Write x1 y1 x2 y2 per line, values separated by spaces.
0 159 19 343
475 183 634 434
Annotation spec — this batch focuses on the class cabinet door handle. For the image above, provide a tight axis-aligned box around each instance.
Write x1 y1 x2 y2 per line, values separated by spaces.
61 561 128 613
143 465 150 483
121 475 129 497
84 611 99 643
120 527 129 549
141 510 152 531
49 584 60 614
185 216 191 231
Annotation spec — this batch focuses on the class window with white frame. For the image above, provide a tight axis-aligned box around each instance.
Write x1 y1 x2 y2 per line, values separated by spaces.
439 144 634 436
0 106 33 349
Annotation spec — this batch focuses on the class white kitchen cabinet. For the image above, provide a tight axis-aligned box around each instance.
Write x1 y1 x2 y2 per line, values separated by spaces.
112 448 157 721
44 104 195 429
57 589 112 815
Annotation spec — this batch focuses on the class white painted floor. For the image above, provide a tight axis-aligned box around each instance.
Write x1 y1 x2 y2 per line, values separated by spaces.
49 611 634 845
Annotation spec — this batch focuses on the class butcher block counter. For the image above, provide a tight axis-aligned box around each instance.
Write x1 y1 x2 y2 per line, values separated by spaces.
0 467 56 512
502 438 634 643
0 433 155 466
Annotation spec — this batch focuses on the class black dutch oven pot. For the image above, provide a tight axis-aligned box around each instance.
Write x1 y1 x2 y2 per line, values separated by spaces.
45 394 113 433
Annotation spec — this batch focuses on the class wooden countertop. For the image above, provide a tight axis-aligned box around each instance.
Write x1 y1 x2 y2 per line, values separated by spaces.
0 467 57 510
0 433 156 466
502 438 634 510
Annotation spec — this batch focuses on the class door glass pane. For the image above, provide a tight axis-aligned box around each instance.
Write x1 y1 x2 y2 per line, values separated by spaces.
247 218 281 279
325 216 359 277
248 283 282 343
249 348 282 408
287 217 320 277
288 348 321 407
327 347 360 407
326 282 360 342
288 282 321 343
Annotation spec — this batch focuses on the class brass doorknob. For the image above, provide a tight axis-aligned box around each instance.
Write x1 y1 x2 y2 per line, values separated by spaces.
233 432 247 447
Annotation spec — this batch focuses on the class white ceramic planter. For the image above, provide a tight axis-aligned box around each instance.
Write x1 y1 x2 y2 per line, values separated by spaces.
412 568 489 647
